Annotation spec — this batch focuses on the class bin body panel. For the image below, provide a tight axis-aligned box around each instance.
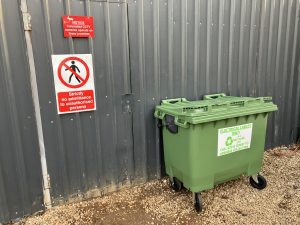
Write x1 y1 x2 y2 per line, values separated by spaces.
162 113 269 192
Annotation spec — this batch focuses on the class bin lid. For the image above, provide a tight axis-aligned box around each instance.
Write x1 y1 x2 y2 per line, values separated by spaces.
154 93 278 128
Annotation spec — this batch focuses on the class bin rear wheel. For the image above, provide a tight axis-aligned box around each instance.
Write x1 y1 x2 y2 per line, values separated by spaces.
249 174 267 190
170 177 182 192
194 193 202 213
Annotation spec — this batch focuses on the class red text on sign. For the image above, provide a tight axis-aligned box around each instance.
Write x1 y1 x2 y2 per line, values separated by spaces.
58 90 95 113
62 16 94 38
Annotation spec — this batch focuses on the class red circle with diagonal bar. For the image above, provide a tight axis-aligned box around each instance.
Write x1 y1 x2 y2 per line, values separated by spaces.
58 56 90 88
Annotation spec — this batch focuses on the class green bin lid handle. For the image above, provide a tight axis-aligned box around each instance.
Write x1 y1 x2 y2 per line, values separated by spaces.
203 93 226 100
161 98 188 105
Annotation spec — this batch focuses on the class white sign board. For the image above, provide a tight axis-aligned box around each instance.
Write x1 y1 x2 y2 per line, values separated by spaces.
217 123 253 156
51 54 96 114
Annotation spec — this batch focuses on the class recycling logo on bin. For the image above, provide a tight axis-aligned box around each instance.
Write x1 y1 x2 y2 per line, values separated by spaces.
218 123 253 156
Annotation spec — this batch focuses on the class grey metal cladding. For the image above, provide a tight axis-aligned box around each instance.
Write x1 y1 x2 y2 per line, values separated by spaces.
0 0 43 223
28 0 135 205
29 0 299 204
0 0 299 223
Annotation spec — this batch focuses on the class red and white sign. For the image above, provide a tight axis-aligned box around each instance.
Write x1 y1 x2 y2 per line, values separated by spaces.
51 54 96 114
62 16 94 38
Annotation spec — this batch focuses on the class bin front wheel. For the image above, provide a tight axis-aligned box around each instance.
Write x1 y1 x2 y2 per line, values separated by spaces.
194 193 202 213
249 174 267 190
170 177 182 192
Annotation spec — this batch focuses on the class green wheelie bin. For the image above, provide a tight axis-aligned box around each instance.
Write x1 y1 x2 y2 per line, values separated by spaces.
154 93 277 212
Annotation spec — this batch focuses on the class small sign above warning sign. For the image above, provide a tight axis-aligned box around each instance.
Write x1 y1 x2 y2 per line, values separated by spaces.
62 16 94 38
51 54 96 114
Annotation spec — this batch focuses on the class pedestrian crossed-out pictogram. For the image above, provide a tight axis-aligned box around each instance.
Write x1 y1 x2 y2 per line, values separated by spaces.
58 56 90 89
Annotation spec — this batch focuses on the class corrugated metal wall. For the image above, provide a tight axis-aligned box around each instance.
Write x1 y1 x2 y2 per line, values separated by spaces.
0 0 299 223
0 0 44 223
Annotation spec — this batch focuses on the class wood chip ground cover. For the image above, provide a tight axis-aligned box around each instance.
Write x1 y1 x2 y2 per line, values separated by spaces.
14 145 300 225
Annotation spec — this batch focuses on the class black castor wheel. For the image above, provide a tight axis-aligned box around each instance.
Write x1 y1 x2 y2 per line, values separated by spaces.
170 177 183 192
194 192 202 213
249 174 267 190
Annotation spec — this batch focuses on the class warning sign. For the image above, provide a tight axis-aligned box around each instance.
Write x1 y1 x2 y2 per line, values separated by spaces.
62 16 94 38
51 54 96 114
217 123 253 156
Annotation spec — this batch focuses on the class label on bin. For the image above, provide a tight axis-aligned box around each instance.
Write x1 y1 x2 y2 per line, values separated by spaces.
217 123 253 156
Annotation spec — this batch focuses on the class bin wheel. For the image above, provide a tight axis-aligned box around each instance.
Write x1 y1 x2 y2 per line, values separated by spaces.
170 177 182 192
194 193 202 213
249 174 267 190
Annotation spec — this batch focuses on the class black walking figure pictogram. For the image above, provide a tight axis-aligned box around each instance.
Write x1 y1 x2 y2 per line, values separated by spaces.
66 61 81 83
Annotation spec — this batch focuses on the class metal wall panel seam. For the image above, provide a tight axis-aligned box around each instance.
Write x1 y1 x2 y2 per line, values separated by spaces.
181 0 187 96
265 0 275 96
273 0 285 146
85 0 105 188
123 2 131 94
256 0 267 97
193 0 200 98
280 0 293 144
265 0 276 146
21 0 51 209
104 2 119 185
42 0 70 198
285 0 299 143
0 0 30 213
206 0 212 93
65 0 88 195
168 0 174 97
246 0 257 96
227 0 236 93
292 0 300 138
217 0 225 93
123 1 135 182
153 0 161 177
136 0 148 179
237 0 246 96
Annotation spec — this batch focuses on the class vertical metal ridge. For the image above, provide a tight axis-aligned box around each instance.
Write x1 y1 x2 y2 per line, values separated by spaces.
273 0 285 145
193 0 200 98
123 1 135 181
286 0 300 143
256 0 267 96
206 0 212 93
264 0 276 146
280 0 293 143
122 2 131 94
65 0 87 193
247 0 257 96
217 0 224 93
265 0 276 96
227 0 236 93
137 0 148 179
153 0 161 176
84 0 105 188
168 0 174 97
237 0 246 95
104 2 119 185
0 0 30 212
181 0 187 96
42 0 70 198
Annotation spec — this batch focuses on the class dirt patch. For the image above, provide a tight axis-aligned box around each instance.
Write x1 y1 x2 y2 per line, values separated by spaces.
14 145 300 225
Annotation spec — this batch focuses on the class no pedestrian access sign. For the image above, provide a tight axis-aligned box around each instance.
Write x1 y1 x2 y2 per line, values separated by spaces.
51 54 96 114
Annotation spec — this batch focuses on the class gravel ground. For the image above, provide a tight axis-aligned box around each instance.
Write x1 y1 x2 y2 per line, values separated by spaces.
14 145 300 225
